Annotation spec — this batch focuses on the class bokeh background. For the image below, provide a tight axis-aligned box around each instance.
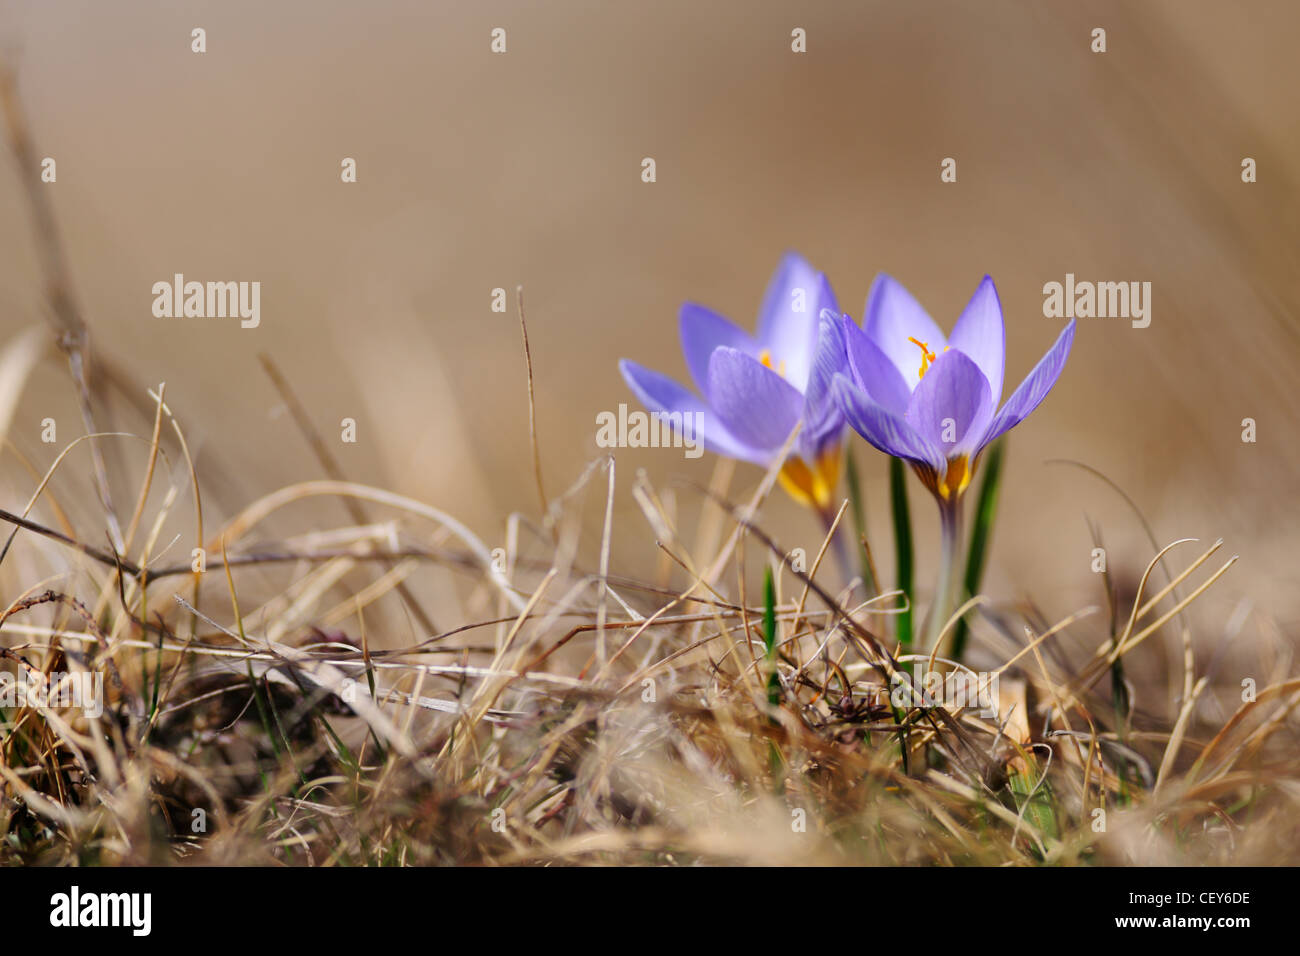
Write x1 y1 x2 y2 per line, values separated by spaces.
1 1 1297 646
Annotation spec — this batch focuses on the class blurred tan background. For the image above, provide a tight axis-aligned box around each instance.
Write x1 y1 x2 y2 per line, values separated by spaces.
1 0 1297 638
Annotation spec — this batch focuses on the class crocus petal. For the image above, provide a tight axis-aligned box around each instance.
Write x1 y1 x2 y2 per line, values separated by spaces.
863 274 948 391
842 314 913 417
618 359 766 463
833 374 945 472
801 311 846 424
945 275 1006 405
981 319 1076 447
798 311 849 460
705 347 805 453
904 349 995 458
679 302 755 399
755 253 836 392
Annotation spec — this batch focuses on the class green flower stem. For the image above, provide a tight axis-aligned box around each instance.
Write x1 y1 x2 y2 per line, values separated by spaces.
843 449 877 595
951 438 1005 663
762 565 780 708
927 495 964 653
889 457 914 657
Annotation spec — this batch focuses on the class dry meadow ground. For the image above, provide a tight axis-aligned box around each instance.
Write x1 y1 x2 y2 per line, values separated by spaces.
0 0 1296 865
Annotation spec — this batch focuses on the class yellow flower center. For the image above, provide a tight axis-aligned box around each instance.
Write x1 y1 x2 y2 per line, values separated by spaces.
915 453 976 502
777 444 843 513
759 348 787 378
938 454 972 500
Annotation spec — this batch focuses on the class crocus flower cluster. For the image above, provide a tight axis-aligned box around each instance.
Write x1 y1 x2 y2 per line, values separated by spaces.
619 253 1076 650
620 255 1073 514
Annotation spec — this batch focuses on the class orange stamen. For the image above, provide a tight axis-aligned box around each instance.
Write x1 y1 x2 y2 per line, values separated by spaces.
907 337 937 379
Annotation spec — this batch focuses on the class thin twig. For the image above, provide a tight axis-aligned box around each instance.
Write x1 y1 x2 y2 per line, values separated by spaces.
0 63 124 551
515 286 550 525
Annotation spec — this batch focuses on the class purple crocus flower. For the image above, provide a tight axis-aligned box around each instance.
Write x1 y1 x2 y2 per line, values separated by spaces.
832 274 1075 502
619 253 849 512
